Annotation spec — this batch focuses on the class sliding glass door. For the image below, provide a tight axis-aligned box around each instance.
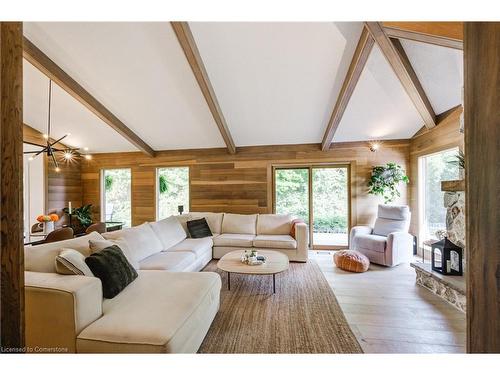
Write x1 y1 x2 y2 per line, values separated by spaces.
312 167 349 248
274 165 350 250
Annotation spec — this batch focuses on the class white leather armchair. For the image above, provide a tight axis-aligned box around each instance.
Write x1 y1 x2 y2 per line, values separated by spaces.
350 205 413 267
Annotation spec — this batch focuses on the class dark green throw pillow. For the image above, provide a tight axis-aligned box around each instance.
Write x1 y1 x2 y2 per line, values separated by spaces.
187 218 213 238
85 245 138 299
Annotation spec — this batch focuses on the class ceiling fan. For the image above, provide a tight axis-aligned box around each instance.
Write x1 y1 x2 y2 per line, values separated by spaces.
24 80 91 172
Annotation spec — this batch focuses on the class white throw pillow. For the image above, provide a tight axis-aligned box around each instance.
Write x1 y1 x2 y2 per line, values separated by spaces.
89 238 140 269
55 248 93 276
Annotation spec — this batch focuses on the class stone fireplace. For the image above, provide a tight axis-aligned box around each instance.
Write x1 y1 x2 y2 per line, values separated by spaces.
411 179 466 312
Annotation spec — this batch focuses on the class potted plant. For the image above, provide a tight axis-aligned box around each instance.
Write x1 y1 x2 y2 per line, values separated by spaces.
63 204 93 233
368 163 409 204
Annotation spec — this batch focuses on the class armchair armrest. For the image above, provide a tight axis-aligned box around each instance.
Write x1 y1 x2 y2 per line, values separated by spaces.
349 225 373 248
25 271 103 353
386 232 414 266
294 222 309 262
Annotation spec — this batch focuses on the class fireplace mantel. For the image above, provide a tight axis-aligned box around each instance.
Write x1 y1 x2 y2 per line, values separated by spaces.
441 179 465 192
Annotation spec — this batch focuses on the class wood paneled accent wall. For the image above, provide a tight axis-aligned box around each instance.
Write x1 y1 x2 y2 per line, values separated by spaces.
23 124 82 228
81 141 410 227
408 106 464 237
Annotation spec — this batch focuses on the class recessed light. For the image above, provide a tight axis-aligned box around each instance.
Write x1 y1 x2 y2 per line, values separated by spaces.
55 167 61 172
42 133 49 139
369 142 381 152
83 147 89 151
84 154 92 160
28 156 34 161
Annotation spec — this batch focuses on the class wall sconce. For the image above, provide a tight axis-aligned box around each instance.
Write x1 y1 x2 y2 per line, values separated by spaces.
369 142 381 152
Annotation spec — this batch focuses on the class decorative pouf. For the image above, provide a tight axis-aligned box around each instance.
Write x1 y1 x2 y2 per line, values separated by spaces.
333 250 370 273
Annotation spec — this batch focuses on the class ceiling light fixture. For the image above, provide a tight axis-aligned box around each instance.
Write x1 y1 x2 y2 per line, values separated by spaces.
84 154 92 160
369 141 381 152
23 79 81 172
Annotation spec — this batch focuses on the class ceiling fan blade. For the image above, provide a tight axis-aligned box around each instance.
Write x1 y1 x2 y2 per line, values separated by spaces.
23 151 44 154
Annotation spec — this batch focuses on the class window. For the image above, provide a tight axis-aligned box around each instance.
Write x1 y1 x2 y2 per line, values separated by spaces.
157 167 189 220
102 168 132 228
418 148 459 244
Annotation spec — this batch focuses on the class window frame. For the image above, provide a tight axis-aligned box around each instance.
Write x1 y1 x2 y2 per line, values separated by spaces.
417 146 460 248
100 167 132 227
155 166 190 221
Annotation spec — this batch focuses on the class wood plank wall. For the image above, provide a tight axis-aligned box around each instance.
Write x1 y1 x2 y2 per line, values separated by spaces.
408 107 464 237
81 141 410 227
23 124 82 227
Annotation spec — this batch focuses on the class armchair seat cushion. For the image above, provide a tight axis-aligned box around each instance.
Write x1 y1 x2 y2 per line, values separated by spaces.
253 235 297 249
213 233 255 247
355 234 387 253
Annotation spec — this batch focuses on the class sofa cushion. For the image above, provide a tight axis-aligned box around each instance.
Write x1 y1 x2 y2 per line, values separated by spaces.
188 212 223 235
149 216 187 250
139 252 196 271
187 218 213 238
213 233 255 247
89 238 140 269
221 213 257 235
256 214 292 235
76 271 221 353
25 231 104 273
85 245 138 299
166 237 213 259
355 234 387 253
253 234 297 250
103 223 163 262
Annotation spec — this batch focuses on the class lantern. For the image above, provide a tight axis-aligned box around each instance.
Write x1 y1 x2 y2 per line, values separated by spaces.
431 237 463 276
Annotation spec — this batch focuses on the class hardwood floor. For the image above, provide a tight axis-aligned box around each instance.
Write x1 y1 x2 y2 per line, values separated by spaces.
312 251 466 353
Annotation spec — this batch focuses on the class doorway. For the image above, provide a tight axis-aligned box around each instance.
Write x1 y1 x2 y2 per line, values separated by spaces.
273 164 351 250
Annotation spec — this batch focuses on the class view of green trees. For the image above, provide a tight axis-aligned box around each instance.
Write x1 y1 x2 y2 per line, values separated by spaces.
157 167 189 219
275 167 348 234
422 148 459 238
103 169 132 227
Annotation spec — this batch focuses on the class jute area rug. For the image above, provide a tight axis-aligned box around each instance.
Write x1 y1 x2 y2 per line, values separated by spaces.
198 259 363 353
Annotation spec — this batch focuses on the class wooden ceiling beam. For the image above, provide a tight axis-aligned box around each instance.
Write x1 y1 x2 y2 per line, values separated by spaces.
22 37 156 157
171 22 236 154
365 22 436 129
321 26 375 151
382 22 463 41
384 26 463 50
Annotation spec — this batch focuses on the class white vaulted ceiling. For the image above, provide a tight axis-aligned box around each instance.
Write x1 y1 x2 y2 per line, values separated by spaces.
189 22 364 146
23 22 225 152
22 22 464 153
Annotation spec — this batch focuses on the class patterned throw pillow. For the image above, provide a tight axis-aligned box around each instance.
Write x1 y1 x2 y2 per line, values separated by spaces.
85 245 138 299
187 218 213 238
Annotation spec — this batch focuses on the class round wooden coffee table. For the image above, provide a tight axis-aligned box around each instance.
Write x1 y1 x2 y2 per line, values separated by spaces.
217 250 289 294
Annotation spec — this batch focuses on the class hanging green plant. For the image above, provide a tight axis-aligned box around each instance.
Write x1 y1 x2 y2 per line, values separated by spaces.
105 175 114 192
159 175 169 194
368 163 409 204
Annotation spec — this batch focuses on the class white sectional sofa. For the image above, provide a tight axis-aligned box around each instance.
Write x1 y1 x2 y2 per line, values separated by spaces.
23 212 308 353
